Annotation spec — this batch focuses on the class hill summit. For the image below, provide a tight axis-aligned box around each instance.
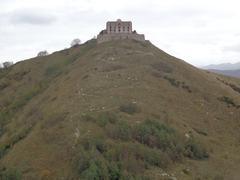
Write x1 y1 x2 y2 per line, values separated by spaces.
0 39 240 179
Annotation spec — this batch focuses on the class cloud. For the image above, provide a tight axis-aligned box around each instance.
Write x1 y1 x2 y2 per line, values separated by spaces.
223 44 240 53
9 9 57 25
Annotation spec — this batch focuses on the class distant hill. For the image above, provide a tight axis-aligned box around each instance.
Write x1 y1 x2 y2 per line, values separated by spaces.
0 39 240 179
207 69 240 78
202 62 240 70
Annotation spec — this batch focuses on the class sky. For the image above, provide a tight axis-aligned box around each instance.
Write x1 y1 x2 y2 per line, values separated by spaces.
1 0 240 67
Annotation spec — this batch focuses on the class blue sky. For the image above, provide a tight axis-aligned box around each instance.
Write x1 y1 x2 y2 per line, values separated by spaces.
1 0 240 66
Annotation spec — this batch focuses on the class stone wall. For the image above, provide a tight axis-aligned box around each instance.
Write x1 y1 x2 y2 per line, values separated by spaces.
97 33 145 43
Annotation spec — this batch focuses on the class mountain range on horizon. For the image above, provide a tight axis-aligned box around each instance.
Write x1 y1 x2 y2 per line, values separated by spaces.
202 61 240 70
207 69 240 78
201 62 240 78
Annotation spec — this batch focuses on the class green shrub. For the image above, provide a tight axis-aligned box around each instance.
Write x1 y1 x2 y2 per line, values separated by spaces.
181 83 192 93
217 78 240 95
79 136 108 155
81 158 109 180
0 145 10 159
0 80 10 91
164 76 192 92
132 119 185 162
75 140 172 179
81 114 95 122
108 162 121 180
8 70 30 81
151 62 173 73
228 83 240 94
184 138 209 160
164 76 180 87
0 83 46 138
218 96 240 108
76 149 91 174
0 68 11 80
76 148 115 180
136 145 171 168
0 167 22 180
193 128 208 136
74 115 209 179
0 110 11 127
10 83 46 111
45 65 62 77
119 103 140 114
0 127 32 159
97 112 118 127
106 121 132 141
82 112 118 127
134 120 176 149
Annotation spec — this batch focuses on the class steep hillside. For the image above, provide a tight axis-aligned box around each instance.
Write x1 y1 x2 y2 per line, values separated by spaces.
0 39 240 180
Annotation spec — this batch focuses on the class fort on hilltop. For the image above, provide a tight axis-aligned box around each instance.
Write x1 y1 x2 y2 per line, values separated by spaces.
97 19 145 43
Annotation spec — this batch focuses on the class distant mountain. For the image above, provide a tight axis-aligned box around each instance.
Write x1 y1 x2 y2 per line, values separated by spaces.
208 69 240 78
202 62 240 70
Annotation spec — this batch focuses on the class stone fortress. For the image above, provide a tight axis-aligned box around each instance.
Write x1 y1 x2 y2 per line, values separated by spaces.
97 19 145 43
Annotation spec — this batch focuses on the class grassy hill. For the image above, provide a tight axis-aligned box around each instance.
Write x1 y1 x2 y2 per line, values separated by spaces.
0 39 240 180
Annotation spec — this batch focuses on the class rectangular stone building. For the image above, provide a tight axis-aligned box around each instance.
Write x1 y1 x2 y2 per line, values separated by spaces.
97 19 145 43
106 20 132 34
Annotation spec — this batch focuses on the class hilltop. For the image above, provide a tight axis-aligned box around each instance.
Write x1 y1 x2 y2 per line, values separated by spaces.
0 39 240 179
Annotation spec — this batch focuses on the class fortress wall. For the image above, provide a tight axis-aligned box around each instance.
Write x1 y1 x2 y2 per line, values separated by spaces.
97 33 145 43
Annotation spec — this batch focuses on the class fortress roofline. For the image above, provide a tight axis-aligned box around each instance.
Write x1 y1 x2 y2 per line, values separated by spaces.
97 19 145 43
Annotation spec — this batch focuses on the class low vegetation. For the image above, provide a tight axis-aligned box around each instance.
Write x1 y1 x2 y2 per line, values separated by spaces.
0 80 10 91
100 64 125 72
0 83 45 118
184 138 209 159
119 103 140 114
45 65 62 78
11 85 45 111
151 62 173 73
164 76 192 93
82 112 118 127
75 113 208 179
0 126 32 159
8 70 30 81
0 82 47 142
193 127 208 136
217 78 240 94
218 96 240 108
0 167 22 180
0 68 11 80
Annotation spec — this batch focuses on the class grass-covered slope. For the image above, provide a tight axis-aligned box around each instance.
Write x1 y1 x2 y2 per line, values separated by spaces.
0 39 240 179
